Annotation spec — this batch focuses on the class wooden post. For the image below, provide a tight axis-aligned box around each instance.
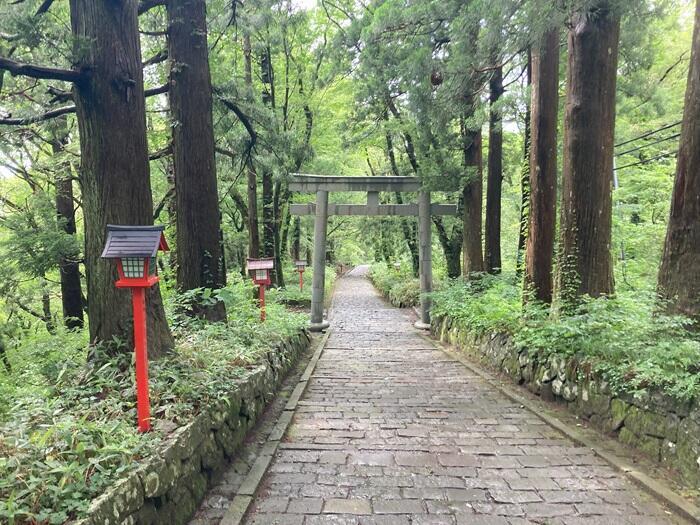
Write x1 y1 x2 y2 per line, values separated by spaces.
131 287 151 432
415 190 432 329
310 190 330 331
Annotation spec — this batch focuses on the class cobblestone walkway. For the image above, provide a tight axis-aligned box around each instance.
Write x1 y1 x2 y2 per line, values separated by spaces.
243 267 682 524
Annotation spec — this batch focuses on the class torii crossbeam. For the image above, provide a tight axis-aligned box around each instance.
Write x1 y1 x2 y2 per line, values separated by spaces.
289 174 458 332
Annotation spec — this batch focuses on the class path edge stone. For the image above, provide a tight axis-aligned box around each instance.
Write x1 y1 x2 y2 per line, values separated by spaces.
220 328 333 525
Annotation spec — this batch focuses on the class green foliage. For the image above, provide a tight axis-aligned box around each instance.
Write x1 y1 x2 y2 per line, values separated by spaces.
0 276 305 524
369 263 421 308
432 276 700 402
430 274 522 337
267 264 337 307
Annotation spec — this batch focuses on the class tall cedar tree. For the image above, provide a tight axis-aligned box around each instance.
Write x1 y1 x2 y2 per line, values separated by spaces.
261 48 276 280
462 123 485 276
516 50 532 275
51 119 84 328
658 0 700 323
167 0 227 321
243 33 261 259
485 65 504 274
524 30 559 304
557 3 619 304
70 0 174 356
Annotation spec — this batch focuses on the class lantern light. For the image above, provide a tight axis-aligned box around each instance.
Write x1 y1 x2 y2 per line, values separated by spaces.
101 225 169 433
102 225 169 289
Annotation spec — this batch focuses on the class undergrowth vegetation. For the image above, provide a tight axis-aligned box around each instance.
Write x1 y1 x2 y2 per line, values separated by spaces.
369 263 421 308
0 275 306 524
267 264 337 307
430 274 700 402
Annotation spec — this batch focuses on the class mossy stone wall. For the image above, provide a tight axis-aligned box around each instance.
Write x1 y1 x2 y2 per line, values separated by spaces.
76 331 311 525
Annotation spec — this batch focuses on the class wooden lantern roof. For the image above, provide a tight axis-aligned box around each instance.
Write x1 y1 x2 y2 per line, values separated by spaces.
101 225 169 259
247 257 275 271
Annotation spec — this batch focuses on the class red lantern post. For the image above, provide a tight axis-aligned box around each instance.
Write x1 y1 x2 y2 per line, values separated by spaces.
295 260 307 292
248 258 274 322
101 225 169 433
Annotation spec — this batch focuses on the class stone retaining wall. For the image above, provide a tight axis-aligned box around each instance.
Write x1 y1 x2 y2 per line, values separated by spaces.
432 315 700 488
77 330 311 525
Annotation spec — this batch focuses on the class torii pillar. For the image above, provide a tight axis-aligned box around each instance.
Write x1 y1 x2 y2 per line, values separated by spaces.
310 190 330 331
415 190 432 330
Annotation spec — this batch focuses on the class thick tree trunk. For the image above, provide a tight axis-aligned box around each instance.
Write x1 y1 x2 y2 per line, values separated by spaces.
51 120 84 329
273 181 286 287
557 4 619 304
260 48 277 282
434 217 461 278
395 193 419 277
70 0 174 357
485 65 504 274
385 131 419 276
167 0 226 321
40 277 56 334
462 123 485 276
280 202 292 258
262 173 275 258
291 216 301 261
658 0 700 323
524 30 559 304
0 336 9 372
516 50 532 276
243 34 261 259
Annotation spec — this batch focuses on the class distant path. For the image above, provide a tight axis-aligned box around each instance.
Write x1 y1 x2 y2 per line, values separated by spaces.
241 270 681 524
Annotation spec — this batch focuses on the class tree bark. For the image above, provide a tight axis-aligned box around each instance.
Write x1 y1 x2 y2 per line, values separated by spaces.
260 47 276 281
434 216 461 278
262 172 275 258
41 277 55 334
0 335 9 372
292 216 301 261
385 131 419 276
557 4 619 304
273 181 286 287
243 34 261 259
167 0 226 321
485 64 504 274
524 30 559 304
51 119 84 329
69 0 174 357
658 0 700 323
462 122 485 276
516 50 532 276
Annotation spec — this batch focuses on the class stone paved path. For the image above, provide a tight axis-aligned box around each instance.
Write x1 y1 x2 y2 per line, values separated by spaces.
242 267 683 524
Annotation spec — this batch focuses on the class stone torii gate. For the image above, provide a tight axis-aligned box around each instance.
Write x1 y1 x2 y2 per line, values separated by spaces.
289 174 458 332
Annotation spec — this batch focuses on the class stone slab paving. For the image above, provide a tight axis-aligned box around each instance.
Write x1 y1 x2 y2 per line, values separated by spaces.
242 267 684 525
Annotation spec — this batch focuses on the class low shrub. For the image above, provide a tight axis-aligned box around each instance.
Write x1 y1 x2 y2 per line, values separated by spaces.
369 263 420 308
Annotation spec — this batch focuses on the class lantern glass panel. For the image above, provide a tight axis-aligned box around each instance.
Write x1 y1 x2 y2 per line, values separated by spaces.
122 257 146 278
149 257 157 276
255 269 268 281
